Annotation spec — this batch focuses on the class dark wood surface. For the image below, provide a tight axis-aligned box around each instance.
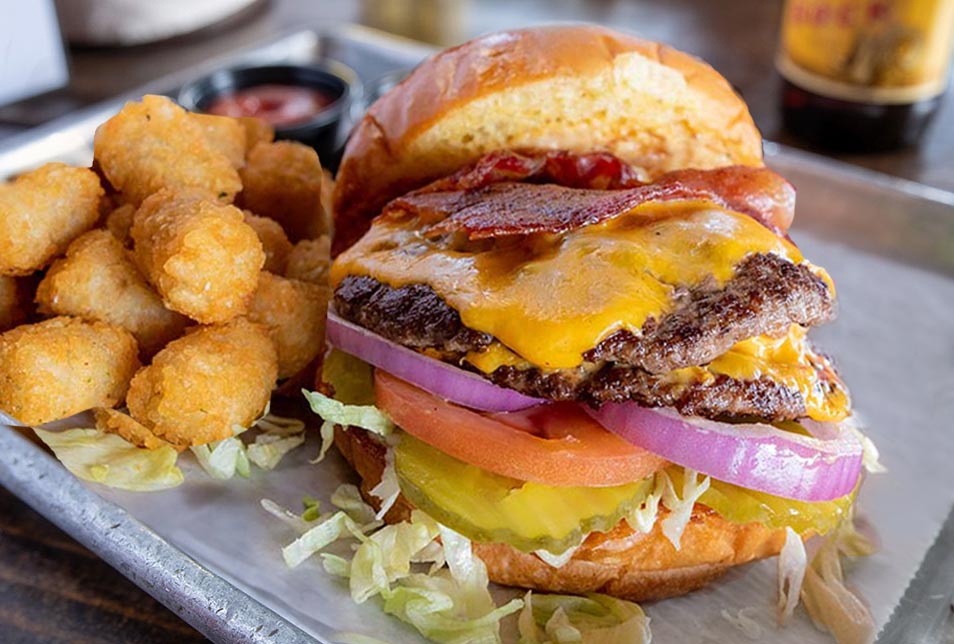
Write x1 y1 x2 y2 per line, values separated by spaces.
0 486 205 643
1 1 952 642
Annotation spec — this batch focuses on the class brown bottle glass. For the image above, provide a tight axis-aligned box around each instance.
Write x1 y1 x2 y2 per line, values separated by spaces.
781 78 943 152
776 0 953 152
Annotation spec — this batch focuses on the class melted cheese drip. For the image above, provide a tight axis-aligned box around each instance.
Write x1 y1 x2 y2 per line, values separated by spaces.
464 325 850 422
333 202 808 370
707 325 850 421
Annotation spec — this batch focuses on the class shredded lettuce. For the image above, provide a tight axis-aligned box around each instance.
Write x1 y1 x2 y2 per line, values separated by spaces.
777 527 807 624
313 420 337 463
380 521 523 644
302 495 323 522
331 483 379 525
350 511 442 603
533 545 580 570
261 498 314 533
383 575 522 644
856 430 886 474
517 592 652 644
303 389 394 436
283 511 371 568
720 607 764 639
33 427 184 492
322 553 352 578
624 473 665 534
370 447 401 519
618 468 709 545
266 502 524 643
800 517 876 644
190 437 250 480
660 468 710 550
192 409 306 479
247 433 306 470
254 411 306 436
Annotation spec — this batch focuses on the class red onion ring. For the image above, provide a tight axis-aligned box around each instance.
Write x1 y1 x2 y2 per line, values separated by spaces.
326 309 546 412
587 403 863 501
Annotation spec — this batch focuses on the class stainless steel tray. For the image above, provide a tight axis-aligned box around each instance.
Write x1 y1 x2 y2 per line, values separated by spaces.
1 23 952 644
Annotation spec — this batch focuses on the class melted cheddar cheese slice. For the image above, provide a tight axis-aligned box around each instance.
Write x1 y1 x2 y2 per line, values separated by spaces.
333 202 816 370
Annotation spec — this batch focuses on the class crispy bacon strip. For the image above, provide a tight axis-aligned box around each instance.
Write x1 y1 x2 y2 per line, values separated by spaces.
416 149 644 193
383 151 795 239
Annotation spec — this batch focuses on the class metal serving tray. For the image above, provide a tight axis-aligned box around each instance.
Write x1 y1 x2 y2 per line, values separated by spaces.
1 24 953 644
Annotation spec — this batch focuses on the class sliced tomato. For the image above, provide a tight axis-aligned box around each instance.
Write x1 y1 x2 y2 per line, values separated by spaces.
374 370 667 487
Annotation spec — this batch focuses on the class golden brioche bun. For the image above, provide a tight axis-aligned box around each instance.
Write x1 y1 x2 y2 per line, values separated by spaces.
333 426 787 602
333 24 764 253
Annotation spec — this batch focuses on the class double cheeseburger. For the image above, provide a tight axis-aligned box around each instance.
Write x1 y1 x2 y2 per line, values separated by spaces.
321 25 868 603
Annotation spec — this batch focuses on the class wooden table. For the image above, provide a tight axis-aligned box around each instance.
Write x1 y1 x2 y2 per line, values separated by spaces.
0 486 205 643
2 0 952 641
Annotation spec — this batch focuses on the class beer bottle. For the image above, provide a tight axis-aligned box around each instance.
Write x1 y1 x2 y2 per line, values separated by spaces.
776 0 954 152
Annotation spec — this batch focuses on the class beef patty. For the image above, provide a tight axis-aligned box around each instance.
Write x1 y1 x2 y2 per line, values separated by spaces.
333 253 838 421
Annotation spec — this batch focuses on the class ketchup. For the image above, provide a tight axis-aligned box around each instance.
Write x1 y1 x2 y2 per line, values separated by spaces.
206 84 335 127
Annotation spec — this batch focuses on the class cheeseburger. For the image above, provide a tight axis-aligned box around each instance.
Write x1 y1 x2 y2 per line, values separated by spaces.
314 24 876 626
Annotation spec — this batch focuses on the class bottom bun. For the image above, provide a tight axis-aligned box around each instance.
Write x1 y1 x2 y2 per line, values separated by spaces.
334 426 787 601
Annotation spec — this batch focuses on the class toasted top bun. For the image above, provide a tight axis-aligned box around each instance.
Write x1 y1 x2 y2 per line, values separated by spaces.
333 24 764 253
334 425 786 602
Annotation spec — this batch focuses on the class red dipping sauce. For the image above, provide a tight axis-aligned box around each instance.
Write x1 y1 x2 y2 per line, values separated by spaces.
206 84 336 127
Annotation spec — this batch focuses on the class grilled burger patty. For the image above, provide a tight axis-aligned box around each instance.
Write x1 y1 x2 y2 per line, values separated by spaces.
333 252 838 421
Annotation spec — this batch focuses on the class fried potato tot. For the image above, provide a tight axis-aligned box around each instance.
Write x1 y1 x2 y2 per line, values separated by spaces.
0 163 103 275
248 272 330 379
94 407 173 451
126 318 278 446
0 276 28 332
0 317 140 425
284 236 331 285
132 190 265 324
239 141 329 241
93 95 241 205
238 116 275 153
244 212 293 274
36 230 190 358
105 203 136 246
321 168 335 225
192 113 246 169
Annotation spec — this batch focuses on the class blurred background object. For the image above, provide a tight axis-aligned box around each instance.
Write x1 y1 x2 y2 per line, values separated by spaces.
777 0 954 152
1 0 950 189
0 0 69 106
54 0 259 46
361 0 467 46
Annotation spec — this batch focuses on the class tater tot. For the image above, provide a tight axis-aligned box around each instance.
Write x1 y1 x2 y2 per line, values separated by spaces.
126 318 277 446
191 113 246 169
36 230 190 358
321 169 335 225
284 236 331 285
94 407 172 451
132 189 265 324
248 272 330 379
244 211 293 274
105 203 136 246
238 141 329 241
0 317 140 425
238 116 275 154
93 95 241 205
0 276 28 332
0 163 103 275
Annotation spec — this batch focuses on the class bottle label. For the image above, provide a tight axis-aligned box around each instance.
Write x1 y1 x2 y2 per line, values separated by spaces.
777 0 954 103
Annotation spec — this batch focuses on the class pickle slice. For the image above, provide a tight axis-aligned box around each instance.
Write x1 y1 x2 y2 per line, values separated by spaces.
395 434 654 554
668 468 854 536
